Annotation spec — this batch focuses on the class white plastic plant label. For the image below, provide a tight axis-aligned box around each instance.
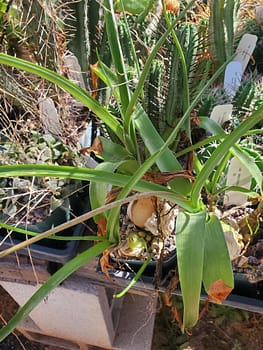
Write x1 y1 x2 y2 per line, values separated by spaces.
234 34 258 74
210 104 233 126
224 61 242 99
224 157 252 206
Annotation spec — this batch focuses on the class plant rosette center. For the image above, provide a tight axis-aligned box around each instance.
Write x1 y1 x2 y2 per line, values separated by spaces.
110 196 178 264
109 195 263 288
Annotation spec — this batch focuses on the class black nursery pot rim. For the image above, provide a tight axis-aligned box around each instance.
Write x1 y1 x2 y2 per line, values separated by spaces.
110 249 177 268
97 249 177 284
0 192 90 264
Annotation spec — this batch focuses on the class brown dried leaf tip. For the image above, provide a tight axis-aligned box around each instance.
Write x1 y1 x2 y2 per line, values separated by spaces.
207 279 233 304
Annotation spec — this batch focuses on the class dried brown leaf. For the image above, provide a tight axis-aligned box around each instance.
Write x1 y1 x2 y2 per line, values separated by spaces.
142 170 194 184
79 136 102 155
207 279 233 304
90 61 99 98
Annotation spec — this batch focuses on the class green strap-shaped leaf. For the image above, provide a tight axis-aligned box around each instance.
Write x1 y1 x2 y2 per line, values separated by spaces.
89 159 138 223
231 145 263 194
203 214 234 303
89 161 120 223
0 53 124 144
103 0 131 128
94 136 133 162
176 210 206 329
0 164 192 209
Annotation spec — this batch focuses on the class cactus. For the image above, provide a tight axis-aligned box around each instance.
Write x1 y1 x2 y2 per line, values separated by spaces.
208 0 240 70
145 58 166 132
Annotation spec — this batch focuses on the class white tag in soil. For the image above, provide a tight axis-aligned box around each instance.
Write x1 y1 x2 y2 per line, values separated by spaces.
234 34 258 74
210 104 233 126
224 157 252 206
224 61 242 99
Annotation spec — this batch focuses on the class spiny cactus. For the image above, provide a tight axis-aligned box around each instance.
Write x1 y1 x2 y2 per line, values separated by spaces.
208 0 240 71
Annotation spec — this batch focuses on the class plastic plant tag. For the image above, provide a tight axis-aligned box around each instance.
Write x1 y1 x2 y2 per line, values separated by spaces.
224 157 252 206
210 104 233 126
38 97 62 137
234 34 258 74
224 61 242 99
64 54 86 89
256 6 263 25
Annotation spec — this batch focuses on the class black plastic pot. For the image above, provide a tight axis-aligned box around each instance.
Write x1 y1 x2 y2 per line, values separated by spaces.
116 250 176 274
98 253 263 313
232 272 263 303
97 251 177 285
0 191 90 264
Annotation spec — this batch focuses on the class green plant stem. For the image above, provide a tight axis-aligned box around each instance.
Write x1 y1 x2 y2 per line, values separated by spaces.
0 164 171 192
212 185 259 198
119 0 141 85
0 164 192 207
210 150 231 194
157 60 233 196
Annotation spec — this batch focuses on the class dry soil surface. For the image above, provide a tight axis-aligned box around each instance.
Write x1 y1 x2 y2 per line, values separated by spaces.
152 296 263 350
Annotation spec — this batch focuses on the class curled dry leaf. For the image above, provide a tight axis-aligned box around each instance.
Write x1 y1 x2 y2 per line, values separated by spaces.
90 61 99 98
151 237 164 257
222 222 244 261
80 136 102 156
97 217 107 237
144 199 179 238
238 205 263 242
100 250 114 279
142 170 195 185
105 187 123 203
207 279 233 304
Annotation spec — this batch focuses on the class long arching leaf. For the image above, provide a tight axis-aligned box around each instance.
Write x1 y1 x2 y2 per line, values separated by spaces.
0 53 124 143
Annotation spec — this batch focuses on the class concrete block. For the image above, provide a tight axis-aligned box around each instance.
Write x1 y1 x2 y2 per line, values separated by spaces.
0 277 157 350
1 276 115 349
113 293 157 350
